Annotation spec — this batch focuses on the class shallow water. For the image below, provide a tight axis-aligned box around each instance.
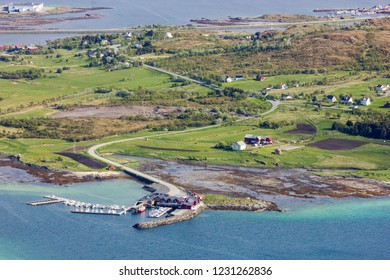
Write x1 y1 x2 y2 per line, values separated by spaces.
0 172 389 260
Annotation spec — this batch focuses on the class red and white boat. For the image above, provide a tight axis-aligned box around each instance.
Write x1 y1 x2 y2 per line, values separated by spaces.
138 205 146 213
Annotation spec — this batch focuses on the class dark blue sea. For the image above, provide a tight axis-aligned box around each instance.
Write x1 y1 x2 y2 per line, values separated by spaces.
1 174 389 260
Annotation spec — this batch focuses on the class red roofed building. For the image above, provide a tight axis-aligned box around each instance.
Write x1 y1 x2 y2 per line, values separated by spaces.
256 75 265 81
244 134 261 144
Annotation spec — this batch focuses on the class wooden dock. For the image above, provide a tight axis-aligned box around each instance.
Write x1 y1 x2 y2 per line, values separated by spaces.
27 199 64 206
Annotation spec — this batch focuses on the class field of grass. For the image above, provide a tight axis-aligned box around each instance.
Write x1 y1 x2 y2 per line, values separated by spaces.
202 194 258 205
0 50 209 115
0 138 87 170
98 114 390 172
222 72 351 91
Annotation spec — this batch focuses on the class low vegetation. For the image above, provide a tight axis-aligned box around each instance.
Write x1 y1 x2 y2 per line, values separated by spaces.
0 18 388 182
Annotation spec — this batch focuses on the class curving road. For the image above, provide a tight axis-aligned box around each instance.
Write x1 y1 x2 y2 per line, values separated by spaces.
87 66 281 196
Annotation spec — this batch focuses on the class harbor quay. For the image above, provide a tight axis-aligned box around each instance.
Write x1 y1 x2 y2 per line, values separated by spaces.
25 185 206 228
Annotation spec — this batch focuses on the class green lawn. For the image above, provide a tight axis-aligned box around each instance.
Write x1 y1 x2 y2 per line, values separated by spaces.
98 118 390 171
0 138 87 170
0 50 209 115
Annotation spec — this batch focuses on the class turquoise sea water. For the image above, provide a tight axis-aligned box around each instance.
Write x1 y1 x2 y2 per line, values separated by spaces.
1 177 389 260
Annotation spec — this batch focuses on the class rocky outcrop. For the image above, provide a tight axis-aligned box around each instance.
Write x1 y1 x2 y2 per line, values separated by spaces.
206 201 285 212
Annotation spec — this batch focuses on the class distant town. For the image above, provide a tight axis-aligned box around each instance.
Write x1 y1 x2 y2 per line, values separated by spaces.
313 4 390 16
1 2 44 13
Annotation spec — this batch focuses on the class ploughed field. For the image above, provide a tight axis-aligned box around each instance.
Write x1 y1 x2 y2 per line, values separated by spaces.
287 123 316 135
307 138 368 150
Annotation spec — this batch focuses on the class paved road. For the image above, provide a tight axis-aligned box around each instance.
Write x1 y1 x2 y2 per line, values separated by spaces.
88 141 186 196
87 67 281 196
143 64 219 91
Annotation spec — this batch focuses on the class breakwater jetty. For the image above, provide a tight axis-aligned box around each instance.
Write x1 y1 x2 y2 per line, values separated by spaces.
133 203 206 229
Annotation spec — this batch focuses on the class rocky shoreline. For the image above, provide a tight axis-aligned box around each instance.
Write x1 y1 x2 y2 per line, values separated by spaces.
206 202 284 212
0 156 127 185
135 159 390 200
0 6 110 30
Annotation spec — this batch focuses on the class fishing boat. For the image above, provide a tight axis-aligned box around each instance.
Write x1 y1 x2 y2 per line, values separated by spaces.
138 205 146 213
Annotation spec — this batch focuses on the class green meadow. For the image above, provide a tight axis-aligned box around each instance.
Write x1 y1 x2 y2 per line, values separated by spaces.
0 50 208 114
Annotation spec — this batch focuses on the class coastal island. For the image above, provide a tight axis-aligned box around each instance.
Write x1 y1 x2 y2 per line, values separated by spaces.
0 2 111 30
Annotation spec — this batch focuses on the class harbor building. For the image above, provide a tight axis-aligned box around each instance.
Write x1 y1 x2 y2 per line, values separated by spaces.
2 2 44 13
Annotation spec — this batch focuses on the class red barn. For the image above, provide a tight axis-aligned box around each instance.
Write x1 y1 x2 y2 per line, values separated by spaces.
244 134 261 144
263 137 273 144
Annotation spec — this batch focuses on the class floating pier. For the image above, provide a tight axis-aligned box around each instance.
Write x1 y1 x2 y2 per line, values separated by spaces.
27 194 132 216
70 210 125 216
27 199 64 206
148 207 171 218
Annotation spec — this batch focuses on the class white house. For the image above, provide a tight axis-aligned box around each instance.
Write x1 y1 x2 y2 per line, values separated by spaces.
123 32 132 38
340 96 353 104
360 96 371 106
164 32 173 39
226 76 233 83
281 93 293 100
375 84 389 91
232 141 247 151
327 95 337 103
279 83 288 90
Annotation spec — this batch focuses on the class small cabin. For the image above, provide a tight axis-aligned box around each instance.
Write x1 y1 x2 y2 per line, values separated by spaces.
256 75 265 81
164 32 173 39
340 96 353 104
327 95 337 103
279 83 288 90
360 97 371 106
275 148 282 155
376 84 389 91
232 141 247 151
